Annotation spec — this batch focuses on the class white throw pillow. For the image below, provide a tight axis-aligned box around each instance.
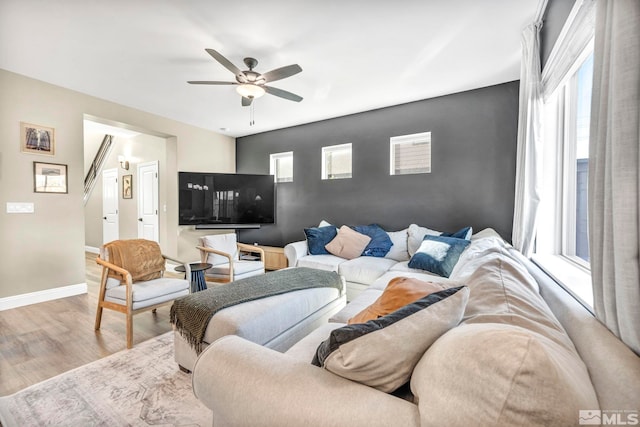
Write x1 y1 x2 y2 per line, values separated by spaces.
407 224 442 256
385 228 410 261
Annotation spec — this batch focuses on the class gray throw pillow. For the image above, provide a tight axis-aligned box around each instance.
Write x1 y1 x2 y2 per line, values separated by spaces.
312 286 469 393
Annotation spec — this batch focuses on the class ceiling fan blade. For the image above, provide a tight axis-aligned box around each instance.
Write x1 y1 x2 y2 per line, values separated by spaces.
264 86 303 102
187 81 237 85
261 64 302 83
241 96 253 107
205 49 245 77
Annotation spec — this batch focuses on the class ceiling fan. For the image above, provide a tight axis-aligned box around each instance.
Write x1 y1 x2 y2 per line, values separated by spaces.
188 49 303 107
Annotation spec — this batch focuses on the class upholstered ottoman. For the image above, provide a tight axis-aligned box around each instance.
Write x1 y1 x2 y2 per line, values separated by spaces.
172 268 346 372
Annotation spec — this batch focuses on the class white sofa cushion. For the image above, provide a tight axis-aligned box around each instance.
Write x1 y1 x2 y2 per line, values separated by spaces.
371 271 454 291
390 260 445 275
330 287 383 323
285 322 344 362
338 257 397 286
297 254 345 272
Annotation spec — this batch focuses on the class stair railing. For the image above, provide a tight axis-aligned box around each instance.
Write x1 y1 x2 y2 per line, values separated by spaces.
84 134 114 204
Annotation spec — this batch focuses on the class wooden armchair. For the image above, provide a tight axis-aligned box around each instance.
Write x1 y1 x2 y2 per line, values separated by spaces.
95 239 190 348
197 234 265 283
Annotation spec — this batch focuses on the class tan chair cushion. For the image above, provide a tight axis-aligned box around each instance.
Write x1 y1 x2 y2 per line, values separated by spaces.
348 277 448 324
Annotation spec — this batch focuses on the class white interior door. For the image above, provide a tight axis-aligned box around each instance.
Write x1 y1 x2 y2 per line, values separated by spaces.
102 168 119 244
137 161 159 242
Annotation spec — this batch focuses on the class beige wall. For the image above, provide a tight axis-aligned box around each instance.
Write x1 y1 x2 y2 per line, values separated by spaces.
0 69 235 299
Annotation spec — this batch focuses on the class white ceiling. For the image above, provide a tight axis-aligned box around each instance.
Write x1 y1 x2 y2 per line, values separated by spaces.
0 0 540 138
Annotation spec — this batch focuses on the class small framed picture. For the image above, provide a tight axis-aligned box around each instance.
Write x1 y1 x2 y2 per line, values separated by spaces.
21 122 55 156
34 162 68 193
122 174 133 199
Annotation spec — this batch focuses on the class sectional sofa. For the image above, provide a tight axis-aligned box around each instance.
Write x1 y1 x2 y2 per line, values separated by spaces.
192 227 640 426
284 223 461 301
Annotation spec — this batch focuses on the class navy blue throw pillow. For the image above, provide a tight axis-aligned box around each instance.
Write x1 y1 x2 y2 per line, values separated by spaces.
352 224 393 257
408 235 470 277
304 225 338 255
441 226 473 240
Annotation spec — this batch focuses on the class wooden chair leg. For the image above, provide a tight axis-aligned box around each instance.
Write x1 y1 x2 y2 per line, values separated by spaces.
95 304 104 331
95 265 109 331
126 312 133 349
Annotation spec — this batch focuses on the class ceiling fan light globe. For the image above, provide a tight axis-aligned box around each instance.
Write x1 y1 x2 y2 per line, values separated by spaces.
236 84 265 99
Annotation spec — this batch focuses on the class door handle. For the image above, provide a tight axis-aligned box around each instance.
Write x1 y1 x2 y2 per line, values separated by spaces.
138 218 143 222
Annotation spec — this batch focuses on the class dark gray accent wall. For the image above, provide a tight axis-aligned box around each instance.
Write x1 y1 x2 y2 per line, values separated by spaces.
540 0 577 69
236 81 519 247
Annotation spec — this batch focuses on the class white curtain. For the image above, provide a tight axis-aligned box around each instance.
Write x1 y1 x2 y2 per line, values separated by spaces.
512 21 543 257
588 0 640 354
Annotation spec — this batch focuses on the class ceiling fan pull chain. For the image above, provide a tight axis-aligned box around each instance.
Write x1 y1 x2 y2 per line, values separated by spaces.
250 102 255 126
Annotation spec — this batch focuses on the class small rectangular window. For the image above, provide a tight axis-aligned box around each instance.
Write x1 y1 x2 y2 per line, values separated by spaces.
390 132 431 175
270 151 293 183
322 143 352 180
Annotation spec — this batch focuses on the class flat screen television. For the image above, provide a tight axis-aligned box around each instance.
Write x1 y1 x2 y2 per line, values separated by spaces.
178 172 275 227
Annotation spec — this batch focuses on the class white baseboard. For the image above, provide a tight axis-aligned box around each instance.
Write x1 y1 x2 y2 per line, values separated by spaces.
85 245 100 254
0 283 87 311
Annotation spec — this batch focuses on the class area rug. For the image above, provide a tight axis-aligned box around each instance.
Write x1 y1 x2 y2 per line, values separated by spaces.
0 332 211 427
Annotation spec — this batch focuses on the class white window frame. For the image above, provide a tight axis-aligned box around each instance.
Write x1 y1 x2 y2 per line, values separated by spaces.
389 132 432 175
533 0 595 309
321 143 352 180
269 151 293 183
559 44 593 270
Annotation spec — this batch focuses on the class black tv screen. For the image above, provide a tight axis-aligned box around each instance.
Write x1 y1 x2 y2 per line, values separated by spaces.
178 172 275 226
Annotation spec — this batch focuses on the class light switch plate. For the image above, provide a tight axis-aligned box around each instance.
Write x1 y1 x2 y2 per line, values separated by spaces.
6 202 34 213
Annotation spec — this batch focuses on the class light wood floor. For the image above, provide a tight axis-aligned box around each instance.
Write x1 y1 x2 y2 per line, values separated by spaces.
0 252 181 396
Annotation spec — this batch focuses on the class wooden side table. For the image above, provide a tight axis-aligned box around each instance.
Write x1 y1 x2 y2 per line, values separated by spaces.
243 245 287 270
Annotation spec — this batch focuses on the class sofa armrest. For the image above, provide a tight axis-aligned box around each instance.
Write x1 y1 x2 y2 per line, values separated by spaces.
284 240 308 267
192 335 420 427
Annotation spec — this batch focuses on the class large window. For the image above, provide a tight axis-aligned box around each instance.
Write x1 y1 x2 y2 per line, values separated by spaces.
322 143 352 180
270 151 293 183
562 52 593 266
390 132 431 175
535 46 594 306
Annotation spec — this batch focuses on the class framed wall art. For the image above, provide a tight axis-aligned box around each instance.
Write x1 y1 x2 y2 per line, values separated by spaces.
33 162 68 193
21 122 55 156
122 174 133 199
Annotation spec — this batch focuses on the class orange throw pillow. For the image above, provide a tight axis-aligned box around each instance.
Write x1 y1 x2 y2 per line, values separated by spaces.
348 277 448 324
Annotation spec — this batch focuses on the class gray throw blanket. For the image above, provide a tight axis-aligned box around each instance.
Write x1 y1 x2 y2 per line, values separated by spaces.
170 267 343 353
